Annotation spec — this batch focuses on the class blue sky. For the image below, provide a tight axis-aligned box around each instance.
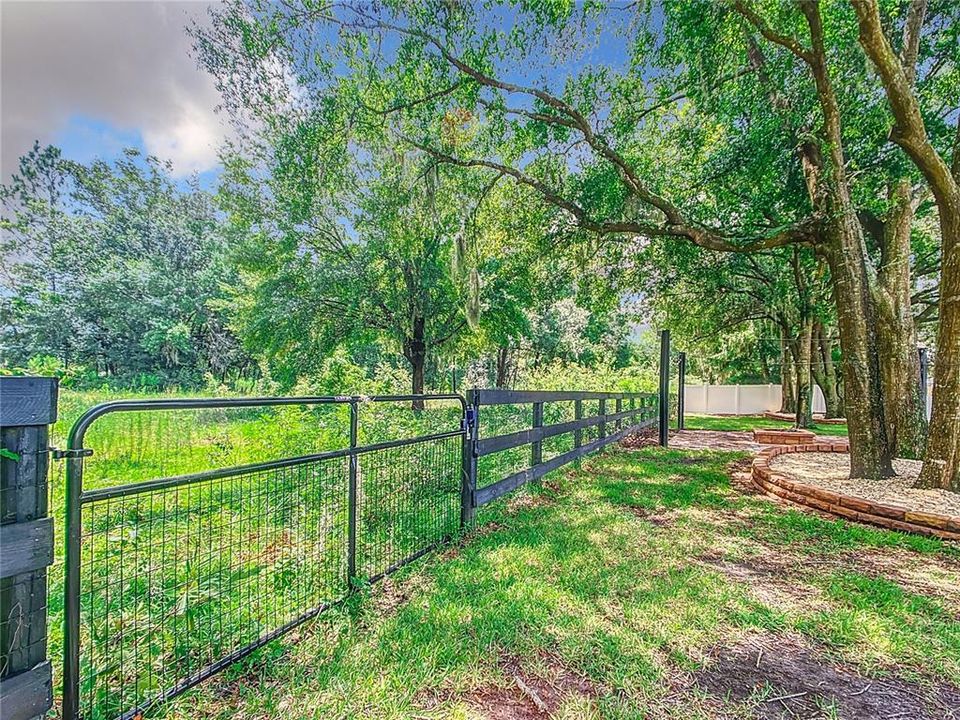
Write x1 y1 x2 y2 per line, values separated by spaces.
54 116 223 191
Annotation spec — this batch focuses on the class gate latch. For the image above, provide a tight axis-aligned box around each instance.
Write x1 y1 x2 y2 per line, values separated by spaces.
50 447 93 460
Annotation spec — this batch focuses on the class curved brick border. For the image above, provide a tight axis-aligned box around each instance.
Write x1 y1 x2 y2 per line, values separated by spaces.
752 443 960 541
753 428 815 445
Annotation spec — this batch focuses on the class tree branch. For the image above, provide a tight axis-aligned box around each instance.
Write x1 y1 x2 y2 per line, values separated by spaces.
851 0 957 196
900 0 927 87
733 1 813 64
400 132 815 251
360 81 464 116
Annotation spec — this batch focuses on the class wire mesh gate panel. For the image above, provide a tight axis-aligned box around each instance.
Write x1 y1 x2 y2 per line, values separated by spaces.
62 395 465 720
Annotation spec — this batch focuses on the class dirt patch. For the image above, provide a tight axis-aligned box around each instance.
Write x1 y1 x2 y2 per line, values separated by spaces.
771 451 960 517
694 633 960 719
506 492 555 513
368 576 411 615
466 685 545 720
670 430 764 452
542 479 564 494
627 506 677 527
463 652 598 719
620 430 659 449
696 551 828 612
726 457 760 494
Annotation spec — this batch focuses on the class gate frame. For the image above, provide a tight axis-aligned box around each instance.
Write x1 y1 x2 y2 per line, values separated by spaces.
62 393 466 720
60 368 670 717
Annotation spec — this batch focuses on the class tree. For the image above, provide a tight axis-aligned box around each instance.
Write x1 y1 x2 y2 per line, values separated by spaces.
198 0 954 479
218 145 475 405
197 3 625 403
851 0 959 488
1 144 245 385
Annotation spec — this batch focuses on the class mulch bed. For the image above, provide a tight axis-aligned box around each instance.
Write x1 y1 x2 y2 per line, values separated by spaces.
771 451 960 518
753 445 960 540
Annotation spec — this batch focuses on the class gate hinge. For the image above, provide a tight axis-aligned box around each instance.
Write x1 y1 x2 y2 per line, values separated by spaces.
50 447 93 460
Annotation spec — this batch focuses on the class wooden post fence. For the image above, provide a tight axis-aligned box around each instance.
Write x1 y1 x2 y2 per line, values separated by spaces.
1 376 58 720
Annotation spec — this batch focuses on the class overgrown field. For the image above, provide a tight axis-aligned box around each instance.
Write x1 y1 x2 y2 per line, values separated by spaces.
141 445 957 719
49 389 466 718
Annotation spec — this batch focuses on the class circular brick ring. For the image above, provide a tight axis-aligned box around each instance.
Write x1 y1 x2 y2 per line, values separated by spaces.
751 443 960 541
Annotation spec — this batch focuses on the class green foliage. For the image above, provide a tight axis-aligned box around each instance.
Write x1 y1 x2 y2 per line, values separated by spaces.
1 145 249 388
193 0 954 411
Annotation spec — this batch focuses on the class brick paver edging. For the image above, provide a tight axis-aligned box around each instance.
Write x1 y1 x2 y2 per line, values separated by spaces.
751 443 960 541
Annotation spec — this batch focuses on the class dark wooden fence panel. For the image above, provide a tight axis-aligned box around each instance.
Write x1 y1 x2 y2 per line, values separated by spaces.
0 376 57 720
469 389 657 509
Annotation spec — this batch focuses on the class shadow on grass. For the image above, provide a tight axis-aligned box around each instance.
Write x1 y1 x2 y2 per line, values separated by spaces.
169 445 959 719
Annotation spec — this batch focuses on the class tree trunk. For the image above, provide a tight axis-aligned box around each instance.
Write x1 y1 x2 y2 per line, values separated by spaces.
495 345 511 388
793 319 813 429
850 0 959 488
780 328 796 414
758 336 772 384
794 0 893 478
821 224 895 478
404 317 427 411
811 322 843 419
874 180 927 458
919 204 960 488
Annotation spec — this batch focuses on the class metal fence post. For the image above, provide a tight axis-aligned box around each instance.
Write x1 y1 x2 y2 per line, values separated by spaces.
63 428 84 720
460 390 478 529
918 347 929 419
1 377 57 720
659 330 670 446
347 398 359 587
677 352 686 430
531 402 543 467
574 399 583 469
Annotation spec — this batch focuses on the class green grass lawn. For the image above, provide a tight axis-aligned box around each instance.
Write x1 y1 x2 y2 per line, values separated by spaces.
683 413 850 437
158 445 958 720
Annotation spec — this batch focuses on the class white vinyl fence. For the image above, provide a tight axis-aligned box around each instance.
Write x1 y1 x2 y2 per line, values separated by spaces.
684 383 934 418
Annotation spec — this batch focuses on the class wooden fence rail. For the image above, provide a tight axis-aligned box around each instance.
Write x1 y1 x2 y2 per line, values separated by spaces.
463 388 660 516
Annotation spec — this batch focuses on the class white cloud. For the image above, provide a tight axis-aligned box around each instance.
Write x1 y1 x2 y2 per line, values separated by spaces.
140 91 224 176
1 0 229 179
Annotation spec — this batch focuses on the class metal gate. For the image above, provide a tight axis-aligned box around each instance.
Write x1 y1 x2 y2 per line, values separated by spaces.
61 394 467 720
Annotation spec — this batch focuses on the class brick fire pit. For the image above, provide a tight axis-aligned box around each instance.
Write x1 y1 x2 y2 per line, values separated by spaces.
753 428 816 445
